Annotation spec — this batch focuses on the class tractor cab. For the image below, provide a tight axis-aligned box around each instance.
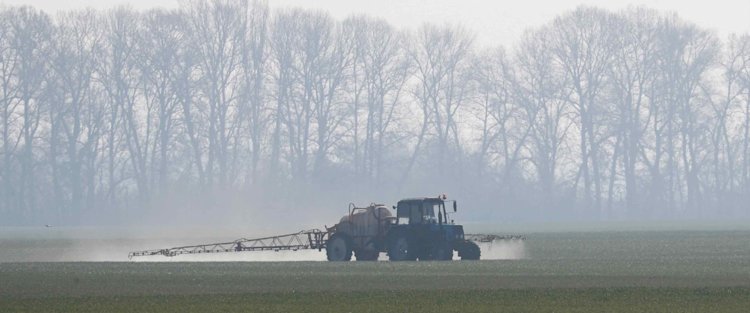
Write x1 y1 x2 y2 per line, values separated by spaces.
395 196 456 226
386 196 474 261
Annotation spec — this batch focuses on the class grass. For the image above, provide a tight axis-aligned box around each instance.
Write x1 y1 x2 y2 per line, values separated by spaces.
4 289 750 313
2 230 750 312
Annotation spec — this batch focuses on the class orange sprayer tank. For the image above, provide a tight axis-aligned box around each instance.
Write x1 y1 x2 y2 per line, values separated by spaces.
336 205 393 238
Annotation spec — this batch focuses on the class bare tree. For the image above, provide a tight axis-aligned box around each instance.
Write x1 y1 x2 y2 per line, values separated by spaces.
713 33 750 212
605 8 659 213
343 16 409 186
649 15 718 213
405 24 474 185
7 7 53 219
269 9 348 184
472 47 533 197
237 1 269 186
269 9 316 182
268 9 300 184
514 28 573 205
308 15 352 180
129 8 196 203
549 7 616 214
0 8 20 217
738 35 750 201
48 9 105 221
184 0 248 189
99 7 142 207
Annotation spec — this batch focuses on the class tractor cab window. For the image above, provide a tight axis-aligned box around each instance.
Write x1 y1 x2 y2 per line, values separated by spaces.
397 203 415 224
424 204 438 224
396 202 428 225
409 203 422 224
397 201 442 225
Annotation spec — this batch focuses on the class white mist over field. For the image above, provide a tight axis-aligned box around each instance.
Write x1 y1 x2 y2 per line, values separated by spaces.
477 240 527 260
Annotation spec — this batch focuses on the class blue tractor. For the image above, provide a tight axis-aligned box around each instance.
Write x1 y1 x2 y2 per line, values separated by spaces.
325 196 481 261
386 197 480 261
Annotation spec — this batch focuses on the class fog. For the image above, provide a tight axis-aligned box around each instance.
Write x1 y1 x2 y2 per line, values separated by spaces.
476 240 527 260
0 0 749 240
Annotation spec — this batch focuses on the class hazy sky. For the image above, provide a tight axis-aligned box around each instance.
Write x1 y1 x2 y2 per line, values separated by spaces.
2 0 749 46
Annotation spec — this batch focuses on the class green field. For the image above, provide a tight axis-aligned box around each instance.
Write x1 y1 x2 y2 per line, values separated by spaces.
2 230 750 312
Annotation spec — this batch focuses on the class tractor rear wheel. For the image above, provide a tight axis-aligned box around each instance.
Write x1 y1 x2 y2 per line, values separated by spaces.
458 241 480 260
326 234 352 261
388 234 416 261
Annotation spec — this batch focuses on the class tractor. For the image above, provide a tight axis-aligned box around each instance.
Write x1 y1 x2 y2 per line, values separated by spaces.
325 196 480 261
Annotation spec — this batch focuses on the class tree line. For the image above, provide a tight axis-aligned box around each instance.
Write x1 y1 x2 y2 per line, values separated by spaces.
1 0 749 225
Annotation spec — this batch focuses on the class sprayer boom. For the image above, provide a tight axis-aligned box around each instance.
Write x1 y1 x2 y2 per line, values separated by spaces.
465 234 526 243
128 229 328 259
127 230 524 260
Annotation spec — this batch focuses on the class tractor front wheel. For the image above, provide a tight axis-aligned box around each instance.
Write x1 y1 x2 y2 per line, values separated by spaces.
326 234 352 261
